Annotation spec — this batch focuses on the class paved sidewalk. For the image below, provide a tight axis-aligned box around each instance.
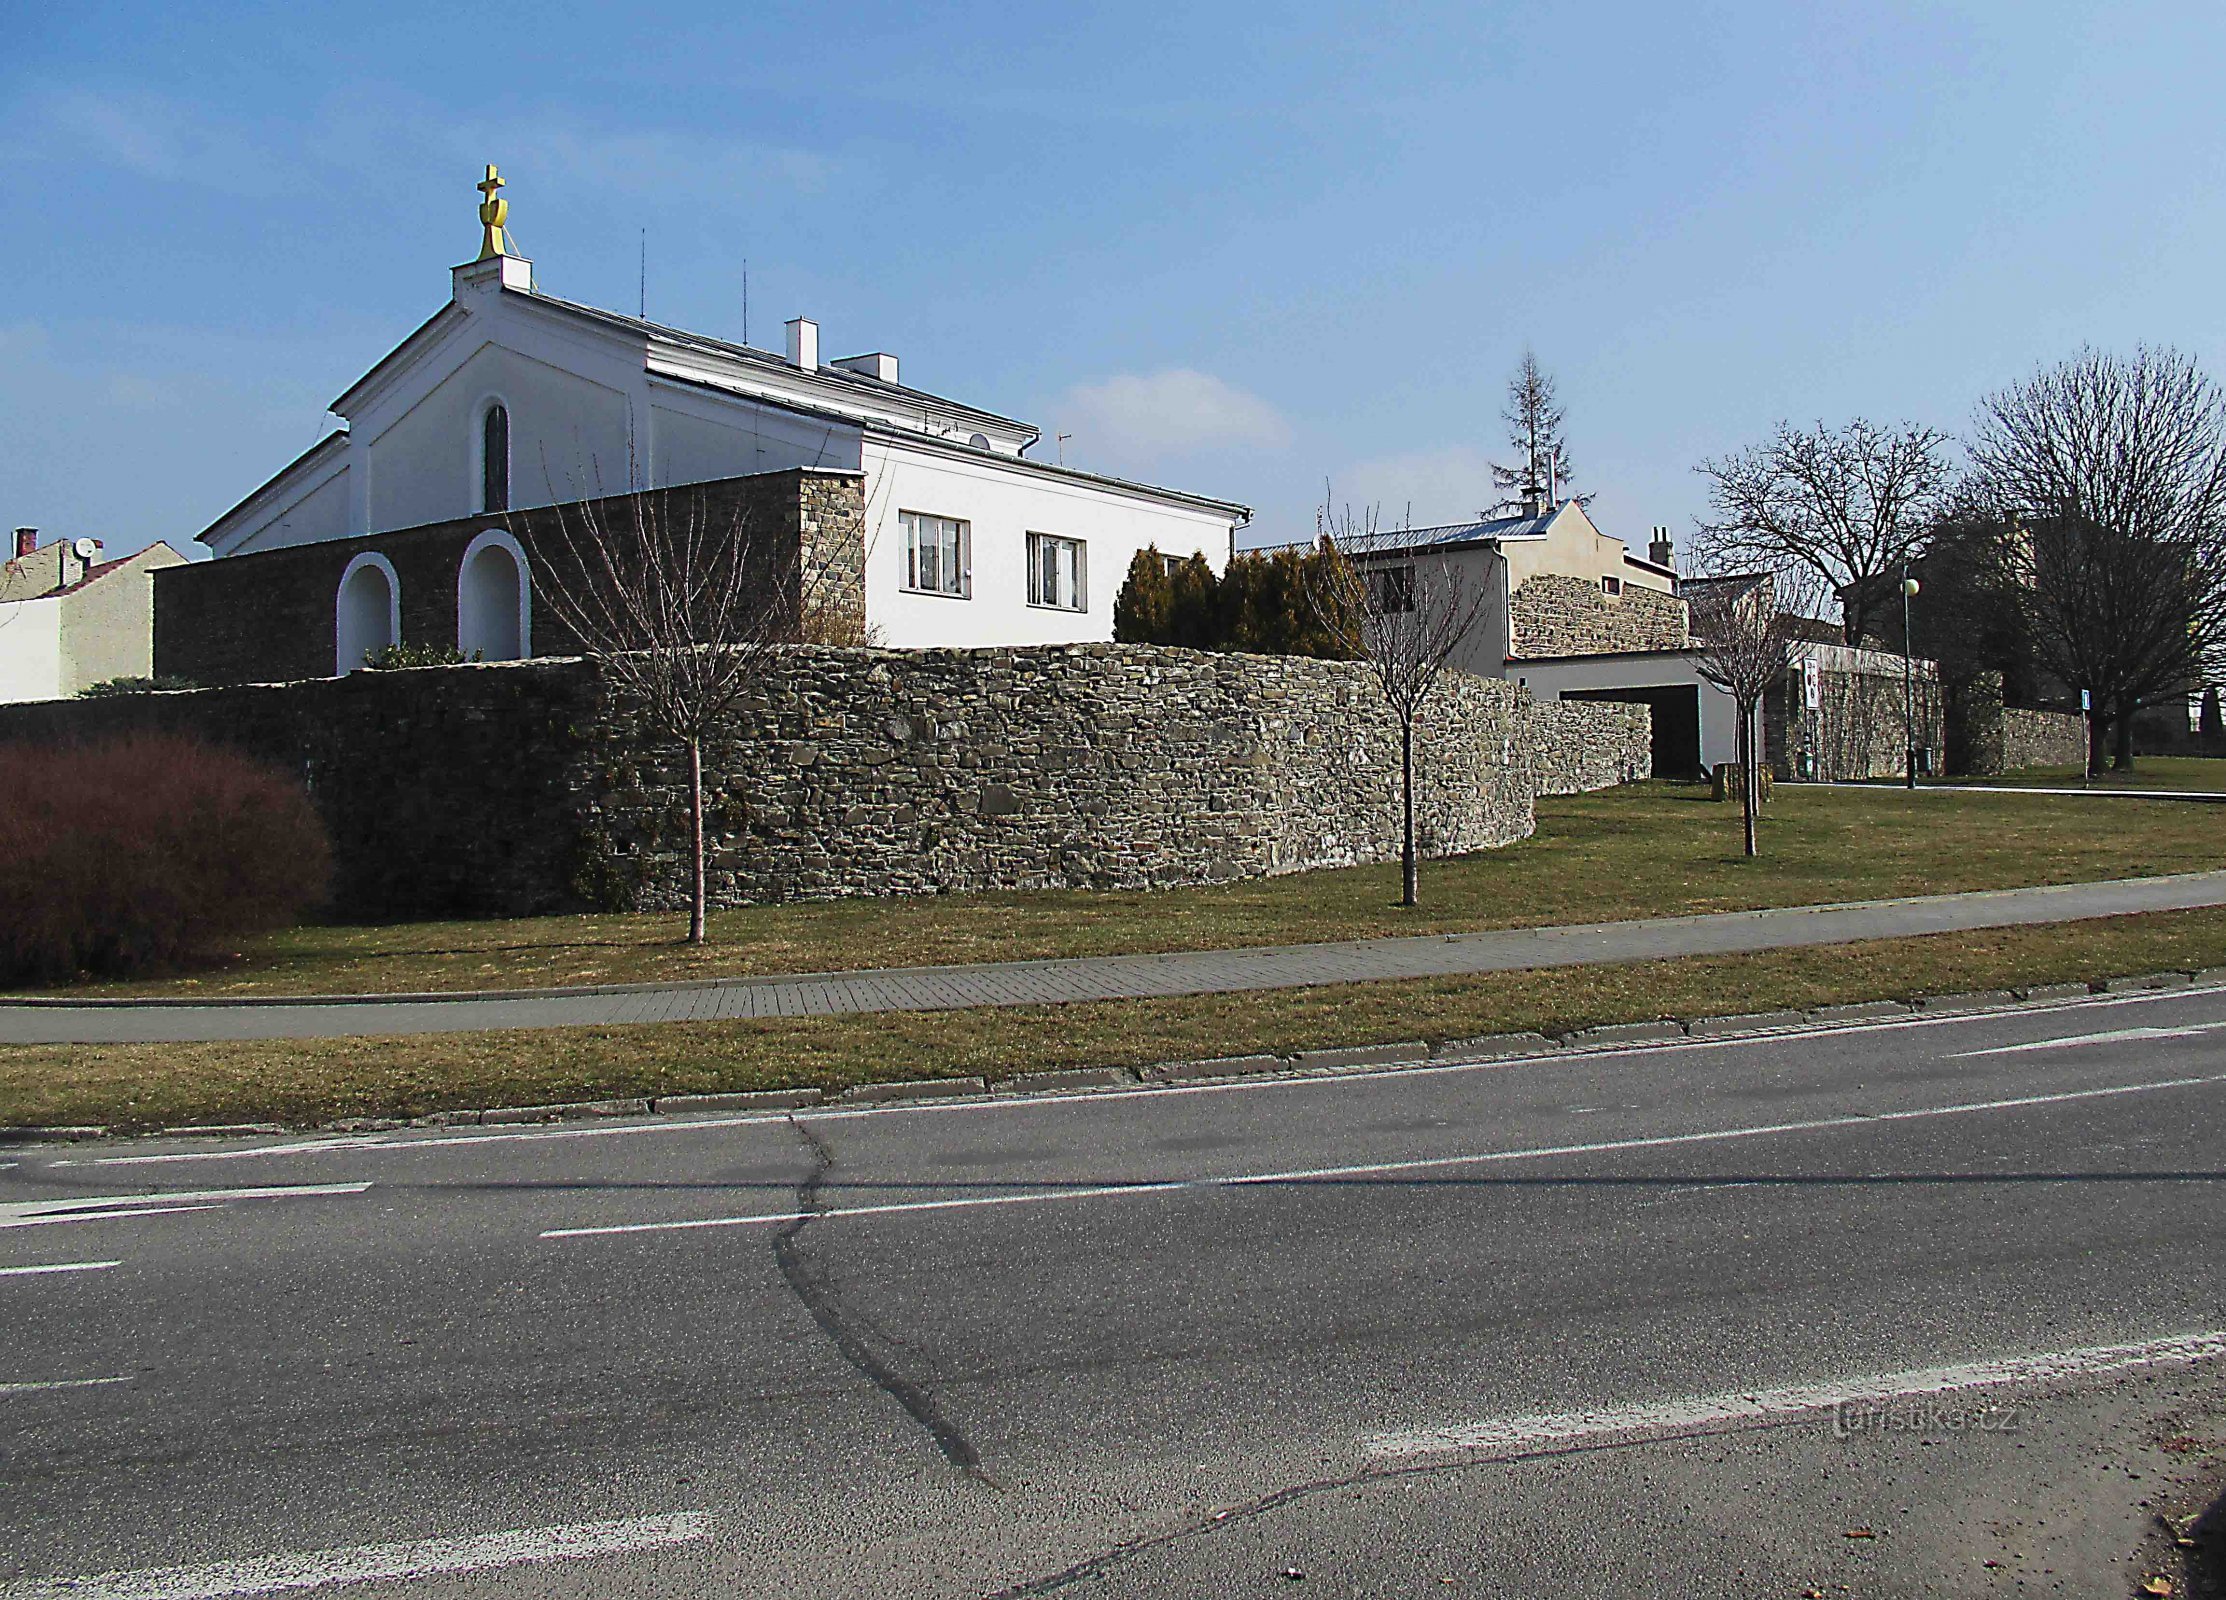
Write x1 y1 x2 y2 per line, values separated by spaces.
6 871 2225 1045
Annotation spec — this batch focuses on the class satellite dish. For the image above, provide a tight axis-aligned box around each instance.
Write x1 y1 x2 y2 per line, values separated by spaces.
71 538 99 561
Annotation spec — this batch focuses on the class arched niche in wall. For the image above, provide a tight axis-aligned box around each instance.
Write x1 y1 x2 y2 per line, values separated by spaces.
457 528 531 661
335 552 401 675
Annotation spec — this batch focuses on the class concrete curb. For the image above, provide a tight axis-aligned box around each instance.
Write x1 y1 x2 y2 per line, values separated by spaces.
836 1076 989 1105
1686 1009 1809 1037
6 969 2221 1146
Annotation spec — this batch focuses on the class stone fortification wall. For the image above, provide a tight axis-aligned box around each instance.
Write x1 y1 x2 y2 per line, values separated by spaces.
0 664 591 918
0 644 1636 920
1515 699 1653 796
1509 573 1689 659
1940 672 2087 776
580 646 1536 910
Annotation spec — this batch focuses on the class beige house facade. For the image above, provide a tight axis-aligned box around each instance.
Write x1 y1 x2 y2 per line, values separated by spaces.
0 529 189 703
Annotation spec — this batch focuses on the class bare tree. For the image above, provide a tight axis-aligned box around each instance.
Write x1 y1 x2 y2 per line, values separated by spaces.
1306 502 1491 907
1694 420 1954 644
1969 346 2226 773
1490 349 1586 508
1689 572 1811 858
522 481 859 944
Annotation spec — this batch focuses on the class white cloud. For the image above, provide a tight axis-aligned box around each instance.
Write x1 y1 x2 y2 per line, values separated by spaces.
3 86 842 206
0 90 281 193
1055 369 1291 463
1325 445 1506 530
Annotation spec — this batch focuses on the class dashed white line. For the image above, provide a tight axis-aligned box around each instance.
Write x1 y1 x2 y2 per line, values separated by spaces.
541 1069 2226 1239
0 1511 715 1599
1366 1330 2226 1460
0 1183 369 1230
0 1260 119 1278
0 1375 133 1397
1953 1020 2226 1057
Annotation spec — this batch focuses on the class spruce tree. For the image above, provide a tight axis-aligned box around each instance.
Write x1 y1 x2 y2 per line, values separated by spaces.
1490 349 1584 507
1113 547 1175 643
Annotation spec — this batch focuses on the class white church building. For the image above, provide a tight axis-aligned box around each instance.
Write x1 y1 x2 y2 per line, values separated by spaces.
193 167 1246 668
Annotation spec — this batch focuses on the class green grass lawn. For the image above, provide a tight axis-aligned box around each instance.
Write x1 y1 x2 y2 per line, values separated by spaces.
29 780 2226 1000
7 905 2224 1133
1951 755 2226 792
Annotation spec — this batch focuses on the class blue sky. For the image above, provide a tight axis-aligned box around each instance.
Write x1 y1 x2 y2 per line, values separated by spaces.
4 1 2223 561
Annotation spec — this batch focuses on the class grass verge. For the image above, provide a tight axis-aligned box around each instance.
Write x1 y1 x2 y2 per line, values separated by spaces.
8 906 2225 1134
1946 756 2226 793
29 782 2226 999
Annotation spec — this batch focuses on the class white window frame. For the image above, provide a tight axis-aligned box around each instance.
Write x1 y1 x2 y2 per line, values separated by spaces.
901 510 970 598
473 393 512 516
1026 532 1088 612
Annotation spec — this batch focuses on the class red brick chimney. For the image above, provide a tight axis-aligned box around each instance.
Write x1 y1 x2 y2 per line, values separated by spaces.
12 528 35 560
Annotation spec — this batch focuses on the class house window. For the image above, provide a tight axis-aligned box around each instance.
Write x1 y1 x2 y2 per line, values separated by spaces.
1368 563 1415 614
1602 575 1622 595
481 402 510 513
1027 533 1087 611
902 512 969 597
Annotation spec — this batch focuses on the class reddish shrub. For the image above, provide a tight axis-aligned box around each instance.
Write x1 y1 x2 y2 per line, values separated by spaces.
0 733 330 984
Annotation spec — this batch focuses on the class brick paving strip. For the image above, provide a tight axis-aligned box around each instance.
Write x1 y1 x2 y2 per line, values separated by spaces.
4 871 2225 1047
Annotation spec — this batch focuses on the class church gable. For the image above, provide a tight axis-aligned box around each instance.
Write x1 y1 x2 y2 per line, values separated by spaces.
363 343 635 534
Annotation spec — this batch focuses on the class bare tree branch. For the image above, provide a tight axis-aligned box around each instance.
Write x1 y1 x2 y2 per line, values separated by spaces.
516 472 852 943
1690 570 1817 856
1968 345 2226 772
1693 420 1954 644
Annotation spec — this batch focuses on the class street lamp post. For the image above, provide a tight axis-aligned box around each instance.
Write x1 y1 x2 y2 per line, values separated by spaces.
1901 565 1922 789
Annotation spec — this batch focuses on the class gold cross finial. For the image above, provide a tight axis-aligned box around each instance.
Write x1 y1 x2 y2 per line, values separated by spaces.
475 164 512 260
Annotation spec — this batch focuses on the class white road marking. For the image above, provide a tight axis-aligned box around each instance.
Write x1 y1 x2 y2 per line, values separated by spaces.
541 1069 2226 1239
0 1375 133 1397
8 1204 225 1229
0 1183 369 1230
0 1511 715 1599
0 1260 119 1278
1953 1019 2226 1058
1366 1330 2226 1460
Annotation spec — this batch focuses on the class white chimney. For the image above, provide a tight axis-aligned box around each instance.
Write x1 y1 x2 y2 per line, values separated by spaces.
785 317 819 372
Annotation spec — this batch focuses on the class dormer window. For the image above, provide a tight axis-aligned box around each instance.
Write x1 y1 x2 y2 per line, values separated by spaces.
480 402 510 513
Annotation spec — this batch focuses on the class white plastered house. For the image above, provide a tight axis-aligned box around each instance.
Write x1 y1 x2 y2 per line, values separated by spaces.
198 207 1248 655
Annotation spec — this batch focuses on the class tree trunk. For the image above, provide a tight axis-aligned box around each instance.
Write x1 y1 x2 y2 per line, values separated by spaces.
2087 709 2106 778
1740 703 1759 858
687 735 707 945
2113 709 2135 773
1400 717 1418 907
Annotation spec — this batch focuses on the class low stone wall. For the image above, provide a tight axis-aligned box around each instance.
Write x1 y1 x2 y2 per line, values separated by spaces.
0 643 1634 919
1997 707 2087 772
1942 671 2087 776
1515 699 1652 796
1510 573 1689 658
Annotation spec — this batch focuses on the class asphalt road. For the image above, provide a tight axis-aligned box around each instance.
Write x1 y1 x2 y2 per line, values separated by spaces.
4 985 2225 1597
